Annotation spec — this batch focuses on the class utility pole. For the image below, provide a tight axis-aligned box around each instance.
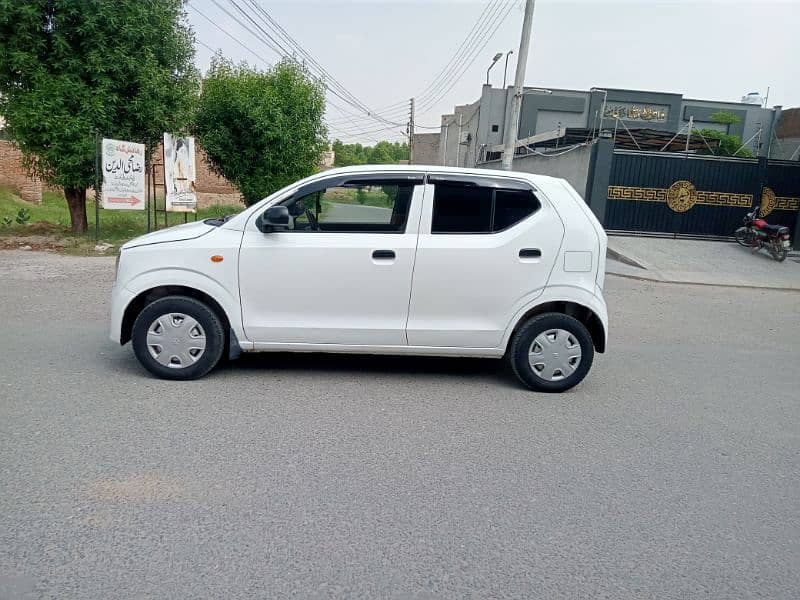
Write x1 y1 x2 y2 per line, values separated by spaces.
501 0 535 171
685 116 693 153
456 113 463 167
408 98 415 164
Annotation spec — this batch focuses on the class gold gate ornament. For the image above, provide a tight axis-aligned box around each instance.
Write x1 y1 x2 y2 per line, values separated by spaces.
760 187 776 217
666 180 697 213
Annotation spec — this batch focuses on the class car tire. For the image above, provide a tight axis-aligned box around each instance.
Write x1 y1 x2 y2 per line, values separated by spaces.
131 295 225 380
508 313 594 393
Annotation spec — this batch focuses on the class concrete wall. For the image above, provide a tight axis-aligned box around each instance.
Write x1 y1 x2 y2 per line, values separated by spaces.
476 143 593 199
439 100 481 168
0 140 43 203
681 99 778 156
774 108 800 160
410 132 440 165
519 89 589 137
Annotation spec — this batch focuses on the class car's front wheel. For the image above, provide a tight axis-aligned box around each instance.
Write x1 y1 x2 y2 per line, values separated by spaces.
131 295 225 380
508 313 594 392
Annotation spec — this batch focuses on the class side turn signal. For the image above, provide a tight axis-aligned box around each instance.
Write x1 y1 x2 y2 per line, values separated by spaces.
210 255 224 263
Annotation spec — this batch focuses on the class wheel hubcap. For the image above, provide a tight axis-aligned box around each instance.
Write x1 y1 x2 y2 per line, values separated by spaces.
528 328 582 381
146 313 206 369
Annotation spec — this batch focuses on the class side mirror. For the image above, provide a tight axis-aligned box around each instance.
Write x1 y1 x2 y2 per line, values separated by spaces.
261 205 290 232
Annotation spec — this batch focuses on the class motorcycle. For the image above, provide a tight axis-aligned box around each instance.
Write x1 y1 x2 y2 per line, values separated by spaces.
734 206 792 262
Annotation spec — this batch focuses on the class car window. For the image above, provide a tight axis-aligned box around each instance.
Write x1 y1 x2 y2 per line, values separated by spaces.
431 184 493 233
283 182 413 233
493 188 541 231
431 182 540 233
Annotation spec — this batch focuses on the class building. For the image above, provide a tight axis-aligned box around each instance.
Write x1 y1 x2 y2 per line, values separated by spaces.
416 84 785 170
772 107 800 160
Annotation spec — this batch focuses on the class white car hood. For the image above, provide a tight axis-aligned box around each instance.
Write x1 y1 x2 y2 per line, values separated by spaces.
122 220 216 249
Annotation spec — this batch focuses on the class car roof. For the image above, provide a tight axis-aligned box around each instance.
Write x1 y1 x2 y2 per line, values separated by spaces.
319 164 563 186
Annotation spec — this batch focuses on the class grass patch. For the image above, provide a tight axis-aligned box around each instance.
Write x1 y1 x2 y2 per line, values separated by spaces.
0 186 244 253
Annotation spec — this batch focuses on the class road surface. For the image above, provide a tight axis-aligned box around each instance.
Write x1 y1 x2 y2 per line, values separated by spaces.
0 251 797 599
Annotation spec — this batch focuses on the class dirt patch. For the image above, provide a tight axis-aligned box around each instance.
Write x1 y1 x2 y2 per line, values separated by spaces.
0 235 68 252
88 475 184 501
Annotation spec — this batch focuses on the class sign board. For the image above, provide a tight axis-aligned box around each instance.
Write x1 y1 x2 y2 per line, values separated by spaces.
101 138 145 210
603 103 668 123
163 133 197 213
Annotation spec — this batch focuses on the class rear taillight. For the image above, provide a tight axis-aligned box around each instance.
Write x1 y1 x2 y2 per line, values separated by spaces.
782 234 790 240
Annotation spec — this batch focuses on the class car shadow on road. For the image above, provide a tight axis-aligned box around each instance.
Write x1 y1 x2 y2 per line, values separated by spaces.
221 351 518 388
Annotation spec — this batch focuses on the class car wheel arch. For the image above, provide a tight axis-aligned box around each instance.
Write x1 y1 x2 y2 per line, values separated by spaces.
120 285 231 347
504 299 606 355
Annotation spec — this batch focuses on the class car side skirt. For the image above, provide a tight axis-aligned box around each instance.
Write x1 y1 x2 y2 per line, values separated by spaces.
248 342 505 358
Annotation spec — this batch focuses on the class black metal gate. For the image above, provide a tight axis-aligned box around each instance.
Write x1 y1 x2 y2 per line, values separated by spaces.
604 150 800 237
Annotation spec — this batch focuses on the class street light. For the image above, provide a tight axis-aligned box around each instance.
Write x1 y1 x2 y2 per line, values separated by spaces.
590 87 608 138
502 49 514 88
486 52 503 86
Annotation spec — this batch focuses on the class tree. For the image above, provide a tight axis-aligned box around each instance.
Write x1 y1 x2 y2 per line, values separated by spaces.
194 56 327 205
0 0 199 232
694 111 753 158
332 139 409 167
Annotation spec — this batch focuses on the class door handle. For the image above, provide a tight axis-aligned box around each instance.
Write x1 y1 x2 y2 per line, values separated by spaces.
372 250 396 260
519 248 541 258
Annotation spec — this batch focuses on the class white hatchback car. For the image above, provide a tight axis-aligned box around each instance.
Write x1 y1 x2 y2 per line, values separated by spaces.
110 165 608 392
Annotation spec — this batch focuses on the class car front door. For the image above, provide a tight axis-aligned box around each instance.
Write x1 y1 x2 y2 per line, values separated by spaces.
406 173 564 349
239 173 423 346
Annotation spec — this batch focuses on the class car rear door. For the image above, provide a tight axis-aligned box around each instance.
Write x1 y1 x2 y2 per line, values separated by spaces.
406 173 564 349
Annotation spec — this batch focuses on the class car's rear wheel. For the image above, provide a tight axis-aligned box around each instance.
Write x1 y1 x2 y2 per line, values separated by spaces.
131 295 225 380
508 313 594 392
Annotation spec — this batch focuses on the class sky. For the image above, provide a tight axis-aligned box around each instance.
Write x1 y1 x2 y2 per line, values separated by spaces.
187 0 800 144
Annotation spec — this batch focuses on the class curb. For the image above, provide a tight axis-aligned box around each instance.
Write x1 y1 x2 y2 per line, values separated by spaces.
606 269 800 293
606 246 647 270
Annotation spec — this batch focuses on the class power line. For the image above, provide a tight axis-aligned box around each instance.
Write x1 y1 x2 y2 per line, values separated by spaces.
234 0 406 128
416 1 516 114
189 2 269 67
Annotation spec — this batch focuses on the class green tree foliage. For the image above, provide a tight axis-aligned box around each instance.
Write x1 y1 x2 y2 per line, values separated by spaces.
0 0 199 232
194 56 327 206
694 111 753 158
332 140 409 167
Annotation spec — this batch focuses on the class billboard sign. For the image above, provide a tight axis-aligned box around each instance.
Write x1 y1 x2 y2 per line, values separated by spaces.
163 133 197 213
101 138 145 210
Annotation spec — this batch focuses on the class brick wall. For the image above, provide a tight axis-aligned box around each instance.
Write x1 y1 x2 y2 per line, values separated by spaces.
0 140 43 203
151 143 242 208
2 140 243 208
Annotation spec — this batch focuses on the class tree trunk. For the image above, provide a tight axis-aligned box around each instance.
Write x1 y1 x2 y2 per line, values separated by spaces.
64 187 88 234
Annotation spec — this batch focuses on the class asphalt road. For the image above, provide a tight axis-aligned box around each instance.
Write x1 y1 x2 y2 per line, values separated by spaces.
1 251 798 599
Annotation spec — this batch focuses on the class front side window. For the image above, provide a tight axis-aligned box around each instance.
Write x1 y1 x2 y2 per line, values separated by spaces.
431 182 540 234
282 181 413 233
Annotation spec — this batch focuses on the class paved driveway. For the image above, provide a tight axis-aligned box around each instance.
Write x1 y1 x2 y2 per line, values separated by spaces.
1 251 798 599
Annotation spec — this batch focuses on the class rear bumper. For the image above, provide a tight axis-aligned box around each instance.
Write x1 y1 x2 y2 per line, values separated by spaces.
109 283 136 345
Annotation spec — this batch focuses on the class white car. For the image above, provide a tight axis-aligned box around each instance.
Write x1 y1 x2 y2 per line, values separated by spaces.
110 165 608 392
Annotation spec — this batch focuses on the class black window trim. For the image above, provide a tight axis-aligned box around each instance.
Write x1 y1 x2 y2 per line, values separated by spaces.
427 174 541 235
257 173 424 234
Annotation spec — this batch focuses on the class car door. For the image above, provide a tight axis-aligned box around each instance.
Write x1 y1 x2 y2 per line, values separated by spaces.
406 173 564 349
239 173 424 346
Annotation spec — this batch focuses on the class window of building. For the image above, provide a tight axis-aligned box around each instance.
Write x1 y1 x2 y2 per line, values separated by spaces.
283 181 414 233
491 124 499 133
431 182 540 234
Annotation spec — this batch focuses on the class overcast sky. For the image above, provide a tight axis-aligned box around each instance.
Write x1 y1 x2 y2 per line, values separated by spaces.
187 0 800 143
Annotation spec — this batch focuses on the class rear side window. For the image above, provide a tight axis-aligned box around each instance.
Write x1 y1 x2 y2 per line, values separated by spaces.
430 184 492 233
431 183 540 233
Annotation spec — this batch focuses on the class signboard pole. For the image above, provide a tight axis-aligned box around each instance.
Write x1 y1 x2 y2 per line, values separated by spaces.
146 157 151 233
94 130 101 242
